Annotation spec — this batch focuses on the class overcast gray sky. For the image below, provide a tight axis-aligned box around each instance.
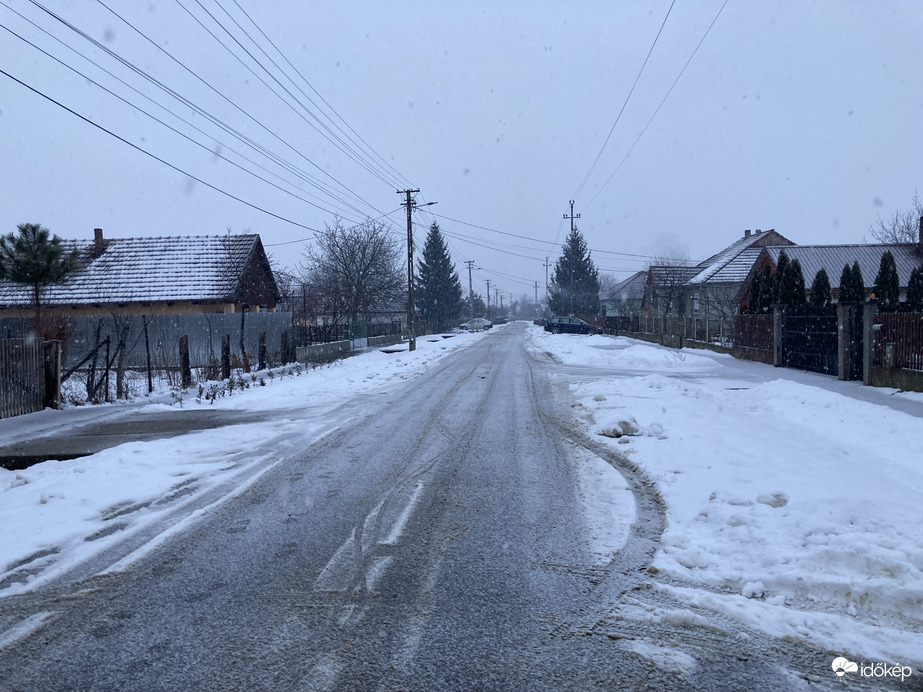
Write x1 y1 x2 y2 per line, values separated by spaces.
2 1 921 302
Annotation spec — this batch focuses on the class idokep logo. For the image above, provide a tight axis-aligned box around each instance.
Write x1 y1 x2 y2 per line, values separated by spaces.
831 656 913 682
831 657 858 677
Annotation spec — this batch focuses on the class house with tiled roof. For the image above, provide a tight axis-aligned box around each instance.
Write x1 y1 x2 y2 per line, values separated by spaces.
748 238 923 307
0 229 281 320
601 270 647 318
683 228 794 319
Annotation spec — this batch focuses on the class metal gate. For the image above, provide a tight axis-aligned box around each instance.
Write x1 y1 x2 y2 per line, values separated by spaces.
781 306 838 375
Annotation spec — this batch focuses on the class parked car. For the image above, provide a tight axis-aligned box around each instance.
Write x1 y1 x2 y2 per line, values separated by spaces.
544 316 591 334
465 318 493 331
533 317 547 327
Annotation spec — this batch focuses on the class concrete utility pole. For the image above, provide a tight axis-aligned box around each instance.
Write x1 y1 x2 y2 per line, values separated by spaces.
534 281 539 315
397 190 436 351
465 260 475 320
563 200 581 315
398 189 420 351
485 279 491 318
544 257 551 310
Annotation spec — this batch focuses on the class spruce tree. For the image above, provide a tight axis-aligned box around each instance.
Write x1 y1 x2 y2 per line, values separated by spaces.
549 226 600 316
772 250 790 305
838 263 855 302
415 222 463 331
757 265 773 312
779 258 806 307
907 266 923 312
746 269 762 314
872 251 900 312
809 268 832 308
850 261 866 303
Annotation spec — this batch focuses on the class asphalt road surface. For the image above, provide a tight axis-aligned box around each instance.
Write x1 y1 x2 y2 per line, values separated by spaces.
0 323 897 690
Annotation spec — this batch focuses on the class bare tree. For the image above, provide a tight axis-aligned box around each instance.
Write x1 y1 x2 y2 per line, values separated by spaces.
647 253 692 317
301 218 404 325
868 192 923 243
597 272 621 300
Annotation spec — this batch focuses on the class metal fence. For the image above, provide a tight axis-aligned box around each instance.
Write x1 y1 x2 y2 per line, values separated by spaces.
0 338 44 418
875 312 923 371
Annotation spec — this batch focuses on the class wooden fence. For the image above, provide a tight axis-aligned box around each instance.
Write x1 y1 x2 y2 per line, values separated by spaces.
0 338 45 419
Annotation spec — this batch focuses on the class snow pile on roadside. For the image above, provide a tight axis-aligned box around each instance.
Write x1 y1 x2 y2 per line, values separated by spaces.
529 327 923 667
0 330 487 594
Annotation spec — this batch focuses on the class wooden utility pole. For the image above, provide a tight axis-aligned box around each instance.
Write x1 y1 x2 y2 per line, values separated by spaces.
398 189 420 351
485 279 492 318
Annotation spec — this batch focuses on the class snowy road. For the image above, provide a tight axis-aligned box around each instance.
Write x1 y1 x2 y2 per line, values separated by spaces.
0 323 914 690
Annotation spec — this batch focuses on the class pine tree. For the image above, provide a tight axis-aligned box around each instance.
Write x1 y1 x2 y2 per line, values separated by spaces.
0 223 79 337
779 258 806 307
772 250 791 305
906 266 923 312
872 250 900 312
415 222 463 331
809 268 832 308
549 226 600 316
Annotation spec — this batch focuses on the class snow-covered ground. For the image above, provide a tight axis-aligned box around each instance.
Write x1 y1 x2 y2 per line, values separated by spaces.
3 323 922 674
528 329 923 670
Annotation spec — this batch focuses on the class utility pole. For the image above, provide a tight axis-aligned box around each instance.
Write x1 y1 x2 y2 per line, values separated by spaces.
495 288 500 316
564 200 581 315
465 260 475 320
534 281 539 316
500 292 504 315
544 257 551 311
485 279 491 318
398 189 420 351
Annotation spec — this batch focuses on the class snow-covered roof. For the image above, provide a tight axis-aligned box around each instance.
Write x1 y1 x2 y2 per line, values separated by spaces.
761 244 923 288
687 229 794 285
0 233 265 307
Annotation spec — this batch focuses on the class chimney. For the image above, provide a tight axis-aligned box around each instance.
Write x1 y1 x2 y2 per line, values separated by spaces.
755 229 762 235
744 229 751 238
93 228 107 257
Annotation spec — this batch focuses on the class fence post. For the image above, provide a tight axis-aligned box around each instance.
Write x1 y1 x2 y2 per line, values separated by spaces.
862 301 877 386
837 303 849 380
221 334 231 379
773 306 783 367
179 335 193 389
258 331 267 371
280 330 290 365
43 340 61 410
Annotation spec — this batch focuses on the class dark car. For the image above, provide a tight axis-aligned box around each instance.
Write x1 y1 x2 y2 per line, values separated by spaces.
544 316 591 334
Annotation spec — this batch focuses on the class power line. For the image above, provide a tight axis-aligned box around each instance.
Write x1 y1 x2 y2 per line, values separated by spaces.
584 0 729 210
228 0 415 192
0 66 326 234
0 17 369 223
572 0 676 201
83 0 385 216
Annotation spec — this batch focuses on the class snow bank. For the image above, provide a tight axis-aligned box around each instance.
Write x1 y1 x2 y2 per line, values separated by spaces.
530 327 923 667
